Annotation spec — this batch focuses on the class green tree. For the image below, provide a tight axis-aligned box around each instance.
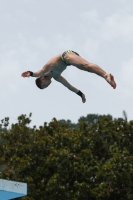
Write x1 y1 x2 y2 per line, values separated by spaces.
78 113 113 125
0 114 133 200
58 114 113 130
58 119 77 129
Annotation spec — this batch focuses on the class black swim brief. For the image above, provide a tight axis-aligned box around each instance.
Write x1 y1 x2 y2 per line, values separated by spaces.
61 50 79 65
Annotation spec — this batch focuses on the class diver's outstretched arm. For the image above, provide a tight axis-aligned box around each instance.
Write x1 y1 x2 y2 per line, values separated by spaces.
54 75 86 103
21 70 44 78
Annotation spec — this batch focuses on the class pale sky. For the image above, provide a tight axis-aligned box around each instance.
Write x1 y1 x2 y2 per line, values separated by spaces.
0 0 133 127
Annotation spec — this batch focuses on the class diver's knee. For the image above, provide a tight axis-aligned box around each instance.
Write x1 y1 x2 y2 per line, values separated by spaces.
81 62 89 71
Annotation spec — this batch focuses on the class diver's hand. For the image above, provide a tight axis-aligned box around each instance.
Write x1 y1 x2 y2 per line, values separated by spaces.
21 71 30 78
82 94 86 103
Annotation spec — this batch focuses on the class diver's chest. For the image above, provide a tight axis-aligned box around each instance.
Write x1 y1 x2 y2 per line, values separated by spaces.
51 65 67 75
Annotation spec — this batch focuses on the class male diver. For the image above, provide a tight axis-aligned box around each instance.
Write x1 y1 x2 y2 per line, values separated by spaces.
21 50 116 103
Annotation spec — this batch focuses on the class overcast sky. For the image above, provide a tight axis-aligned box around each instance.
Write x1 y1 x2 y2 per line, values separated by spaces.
0 0 133 127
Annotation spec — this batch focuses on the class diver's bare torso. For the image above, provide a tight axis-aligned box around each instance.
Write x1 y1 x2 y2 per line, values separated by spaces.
42 54 67 78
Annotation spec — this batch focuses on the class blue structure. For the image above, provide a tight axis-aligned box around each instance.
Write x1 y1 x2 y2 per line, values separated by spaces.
0 179 27 200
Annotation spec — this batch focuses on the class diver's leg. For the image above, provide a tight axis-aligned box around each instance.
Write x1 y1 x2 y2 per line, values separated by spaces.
64 52 116 89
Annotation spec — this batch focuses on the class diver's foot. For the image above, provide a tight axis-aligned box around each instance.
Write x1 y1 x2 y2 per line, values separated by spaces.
104 73 116 89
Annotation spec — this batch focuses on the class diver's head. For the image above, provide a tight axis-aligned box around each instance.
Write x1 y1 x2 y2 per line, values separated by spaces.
35 77 52 89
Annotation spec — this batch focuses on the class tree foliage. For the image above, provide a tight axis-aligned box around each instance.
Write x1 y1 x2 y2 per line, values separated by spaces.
0 114 133 200
58 114 113 129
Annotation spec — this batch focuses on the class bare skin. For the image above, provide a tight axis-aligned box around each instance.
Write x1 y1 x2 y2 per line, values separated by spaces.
21 51 117 103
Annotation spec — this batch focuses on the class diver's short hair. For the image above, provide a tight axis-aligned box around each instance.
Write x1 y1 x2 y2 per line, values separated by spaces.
35 78 42 89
